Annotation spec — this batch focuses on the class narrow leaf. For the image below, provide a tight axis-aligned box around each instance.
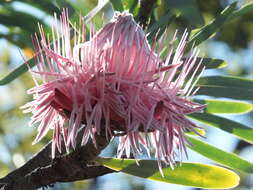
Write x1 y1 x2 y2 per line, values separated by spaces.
187 136 253 173
97 157 239 189
195 99 253 114
196 86 253 100
196 76 253 100
14 0 60 14
186 128 206 136
186 58 227 76
188 2 237 48
167 57 226 72
0 58 36 86
0 9 46 33
200 58 227 69
198 76 253 90
188 113 253 144
229 3 253 20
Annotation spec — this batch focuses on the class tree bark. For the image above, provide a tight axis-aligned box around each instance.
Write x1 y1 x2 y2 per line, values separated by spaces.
0 132 115 190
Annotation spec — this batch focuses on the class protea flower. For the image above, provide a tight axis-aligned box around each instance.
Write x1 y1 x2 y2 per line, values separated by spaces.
22 10 205 168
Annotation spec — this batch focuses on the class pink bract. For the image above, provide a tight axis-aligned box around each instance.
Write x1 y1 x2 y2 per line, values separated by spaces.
22 11 205 168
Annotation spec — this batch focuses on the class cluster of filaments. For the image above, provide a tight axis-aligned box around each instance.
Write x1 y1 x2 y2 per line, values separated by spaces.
22 11 205 168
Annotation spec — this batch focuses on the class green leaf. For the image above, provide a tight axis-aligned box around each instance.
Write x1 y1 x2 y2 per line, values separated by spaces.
186 58 227 76
110 0 124 11
195 99 253 114
0 58 36 86
187 136 253 173
167 57 226 73
97 157 239 189
186 128 206 136
188 113 253 144
0 8 46 33
200 58 227 69
196 76 253 100
0 0 60 16
15 0 61 15
198 76 253 89
188 2 237 49
0 29 32 48
197 86 253 100
229 3 253 20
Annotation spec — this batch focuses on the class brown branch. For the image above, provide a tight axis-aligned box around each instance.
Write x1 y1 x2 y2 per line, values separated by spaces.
58 165 115 183
0 142 55 185
0 166 115 190
0 130 114 190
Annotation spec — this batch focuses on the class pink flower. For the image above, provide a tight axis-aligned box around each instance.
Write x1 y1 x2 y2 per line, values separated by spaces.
22 11 205 168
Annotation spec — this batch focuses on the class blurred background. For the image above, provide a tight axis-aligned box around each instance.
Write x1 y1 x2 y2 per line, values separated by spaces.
0 0 253 189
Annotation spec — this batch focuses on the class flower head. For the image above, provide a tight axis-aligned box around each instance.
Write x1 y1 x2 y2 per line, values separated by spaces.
22 11 205 167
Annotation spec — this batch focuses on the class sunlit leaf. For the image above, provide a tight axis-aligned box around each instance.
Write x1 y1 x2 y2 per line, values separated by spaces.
188 2 236 49
195 99 253 114
188 113 253 144
186 128 206 136
187 136 253 173
97 157 239 189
